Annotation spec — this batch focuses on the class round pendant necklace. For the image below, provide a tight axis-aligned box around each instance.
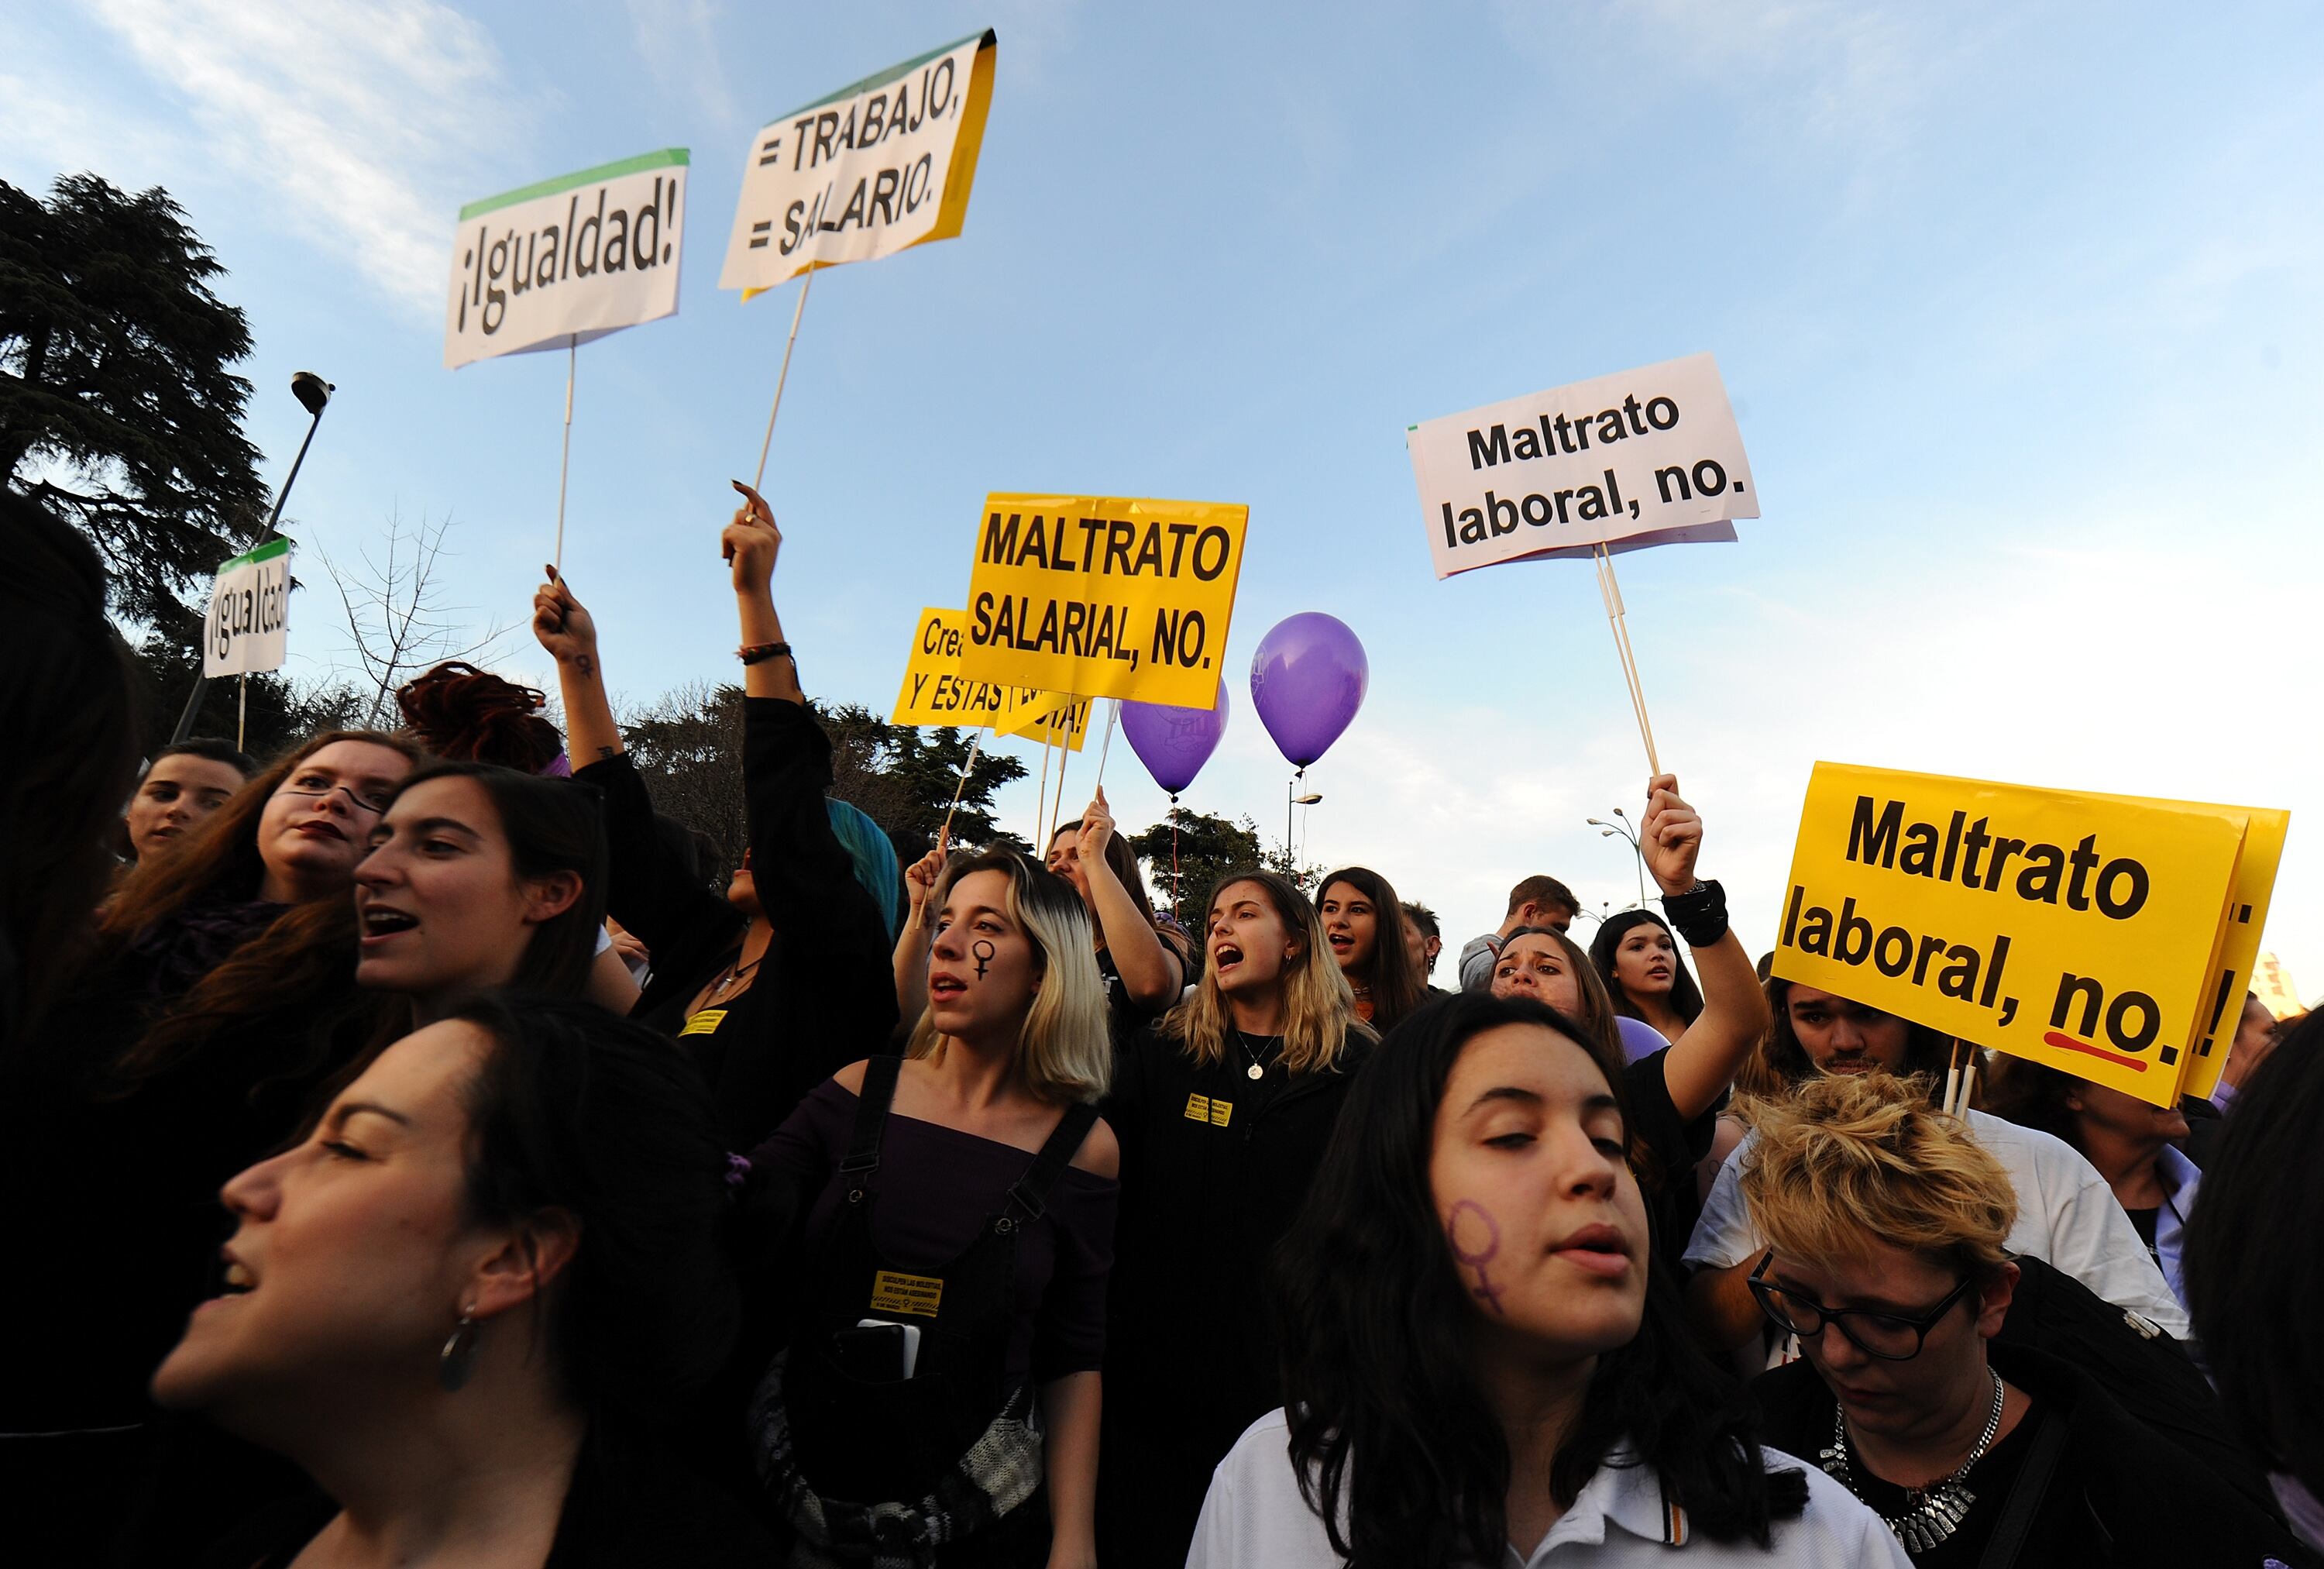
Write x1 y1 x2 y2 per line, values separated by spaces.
1819 1372 2005 1554
1232 1028 1271 1081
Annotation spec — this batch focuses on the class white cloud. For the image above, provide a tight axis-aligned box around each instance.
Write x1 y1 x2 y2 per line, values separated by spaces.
76 0 524 313
622 0 739 132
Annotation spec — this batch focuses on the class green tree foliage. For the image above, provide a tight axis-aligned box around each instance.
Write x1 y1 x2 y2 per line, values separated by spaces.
618 686 1030 873
0 174 267 625
1127 807 1266 922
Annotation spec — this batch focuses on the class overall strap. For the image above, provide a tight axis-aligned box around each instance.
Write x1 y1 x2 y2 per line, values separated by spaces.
1002 1102 1101 1227
840 1054 903 1194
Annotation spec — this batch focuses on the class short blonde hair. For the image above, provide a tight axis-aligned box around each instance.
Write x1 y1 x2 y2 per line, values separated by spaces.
1739 1072 2016 1281
907 851 1110 1104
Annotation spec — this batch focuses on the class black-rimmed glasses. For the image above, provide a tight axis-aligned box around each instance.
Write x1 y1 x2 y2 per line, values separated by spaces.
277 779 394 817
1747 1254 1977 1361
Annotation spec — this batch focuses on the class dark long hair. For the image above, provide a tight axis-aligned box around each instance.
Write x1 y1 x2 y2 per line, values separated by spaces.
1276 993 1806 1566
1588 909 1704 1027
1318 865 1427 1032
1760 974 1954 1089
1978 1056 2085 1151
107 729 427 1086
389 760 607 1001
2185 1010 2324 1501
443 993 739 1416
1 490 140 1048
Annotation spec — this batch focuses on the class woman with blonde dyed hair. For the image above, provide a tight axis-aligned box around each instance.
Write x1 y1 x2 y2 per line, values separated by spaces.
1738 1072 2295 1567
1097 869 1373 1568
747 849 1118 1565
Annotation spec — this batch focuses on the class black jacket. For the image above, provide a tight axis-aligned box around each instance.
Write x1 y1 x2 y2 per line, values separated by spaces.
1095 1021 1372 1568
1755 1344 2299 1567
579 697 897 1151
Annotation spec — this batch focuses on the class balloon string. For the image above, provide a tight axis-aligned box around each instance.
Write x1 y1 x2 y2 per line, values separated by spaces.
1170 793 1181 925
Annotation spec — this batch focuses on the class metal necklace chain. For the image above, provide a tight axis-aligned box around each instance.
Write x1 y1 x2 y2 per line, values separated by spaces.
706 944 765 1003
1819 1372 2006 1554
1232 1027 1273 1081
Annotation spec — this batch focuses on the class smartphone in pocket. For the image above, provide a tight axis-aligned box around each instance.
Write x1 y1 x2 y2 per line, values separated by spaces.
832 1318 923 1381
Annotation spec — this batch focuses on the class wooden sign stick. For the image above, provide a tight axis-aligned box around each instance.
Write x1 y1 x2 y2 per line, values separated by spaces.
1593 544 1661 776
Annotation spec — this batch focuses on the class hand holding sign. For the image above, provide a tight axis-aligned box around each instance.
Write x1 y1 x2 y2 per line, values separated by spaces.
1640 773 1703 897
724 480 782 594
1078 787 1117 865
532 566 599 667
902 837 949 924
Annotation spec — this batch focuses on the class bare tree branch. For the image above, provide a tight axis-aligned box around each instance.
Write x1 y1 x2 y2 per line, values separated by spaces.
312 508 518 726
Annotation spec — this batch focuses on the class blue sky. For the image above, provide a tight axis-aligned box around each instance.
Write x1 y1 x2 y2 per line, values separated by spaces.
7 0 2320 1006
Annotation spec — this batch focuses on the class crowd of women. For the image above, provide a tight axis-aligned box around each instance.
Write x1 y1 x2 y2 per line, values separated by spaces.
5 478 2319 1567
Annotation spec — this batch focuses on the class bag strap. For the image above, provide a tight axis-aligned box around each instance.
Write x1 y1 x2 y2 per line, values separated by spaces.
1978 1405 2068 1569
840 1054 903 1189
1003 1102 1100 1225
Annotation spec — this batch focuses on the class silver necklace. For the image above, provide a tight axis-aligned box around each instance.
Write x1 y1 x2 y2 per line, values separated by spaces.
1819 1372 2005 1554
1232 1028 1271 1081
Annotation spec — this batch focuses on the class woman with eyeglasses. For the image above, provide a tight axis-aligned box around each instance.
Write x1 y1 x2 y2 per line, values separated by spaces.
1736 1071 2295 1567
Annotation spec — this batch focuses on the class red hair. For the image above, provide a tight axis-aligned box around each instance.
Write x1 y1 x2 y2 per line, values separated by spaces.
397 661 562 772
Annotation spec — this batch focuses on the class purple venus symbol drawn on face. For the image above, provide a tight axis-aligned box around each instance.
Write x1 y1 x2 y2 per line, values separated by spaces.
1446 1199 1506 1316
971 939 995 980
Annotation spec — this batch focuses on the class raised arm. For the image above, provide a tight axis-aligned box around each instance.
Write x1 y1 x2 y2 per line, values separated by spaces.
1074 786 1182 1008
535 569 729 959
1642 774 1770 1122
724 480 803 706
892 839 947 1036
535 566 622 763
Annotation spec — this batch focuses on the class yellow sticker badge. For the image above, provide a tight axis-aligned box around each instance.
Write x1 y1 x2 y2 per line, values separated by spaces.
679 1009 727 1037
869 1270 944 1318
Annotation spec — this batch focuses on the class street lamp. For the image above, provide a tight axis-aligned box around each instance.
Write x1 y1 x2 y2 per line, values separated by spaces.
171 370 335 743
1587 807 1648 908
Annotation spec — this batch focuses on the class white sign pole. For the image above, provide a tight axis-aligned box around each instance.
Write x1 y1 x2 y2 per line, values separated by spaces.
938 727 984 850
1094 699 1120 789
238 676 248 751
1591 545 1659 775
555 334 576 570
751 269 815 492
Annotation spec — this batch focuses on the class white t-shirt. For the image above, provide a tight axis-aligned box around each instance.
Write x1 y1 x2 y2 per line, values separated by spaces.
1683 1106 2190 1356
1188 1409 1911 1569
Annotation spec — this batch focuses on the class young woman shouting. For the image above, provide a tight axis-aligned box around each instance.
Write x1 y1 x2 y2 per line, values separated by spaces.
1098 869 1371 1568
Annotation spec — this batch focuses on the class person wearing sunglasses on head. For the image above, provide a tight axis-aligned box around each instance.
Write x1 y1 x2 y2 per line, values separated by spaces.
1736 1072 2295 1567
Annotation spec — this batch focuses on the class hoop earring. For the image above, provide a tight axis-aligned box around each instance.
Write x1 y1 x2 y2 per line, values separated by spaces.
438 1306 480 1393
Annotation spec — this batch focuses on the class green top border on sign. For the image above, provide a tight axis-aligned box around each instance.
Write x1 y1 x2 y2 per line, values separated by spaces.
762 29 994 126
221 536 290 573
460 148 691 222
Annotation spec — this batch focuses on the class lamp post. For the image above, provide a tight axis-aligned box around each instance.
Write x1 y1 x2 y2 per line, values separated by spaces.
171 371 335 744
1587 806 1648 908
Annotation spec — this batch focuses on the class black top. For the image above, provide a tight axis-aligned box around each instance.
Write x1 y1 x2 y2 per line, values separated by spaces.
1755 1344 2299 1567
1621 1045 1718 1274
1825 1396 2044 1566
1095 1020 1372 1569
0 908 385 1435
579 697 898 1151
194 1429 778 1567
752 1075 1117 1388
1096 939 1182 1049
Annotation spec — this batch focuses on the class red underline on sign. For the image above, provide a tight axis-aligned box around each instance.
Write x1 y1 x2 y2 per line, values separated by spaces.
2041 1032 2147 1072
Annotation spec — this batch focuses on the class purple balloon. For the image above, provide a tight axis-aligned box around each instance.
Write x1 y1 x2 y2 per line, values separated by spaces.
1249 612 1368 769
1120 680 1229 796
1614 1016 1668 1065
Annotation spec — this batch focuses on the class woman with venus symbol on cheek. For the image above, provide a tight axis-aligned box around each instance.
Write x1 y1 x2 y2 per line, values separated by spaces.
1188 992 1909 1569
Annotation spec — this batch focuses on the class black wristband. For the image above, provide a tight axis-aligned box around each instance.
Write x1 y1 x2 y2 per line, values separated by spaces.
738 641 792 666
1662 879 1729 947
